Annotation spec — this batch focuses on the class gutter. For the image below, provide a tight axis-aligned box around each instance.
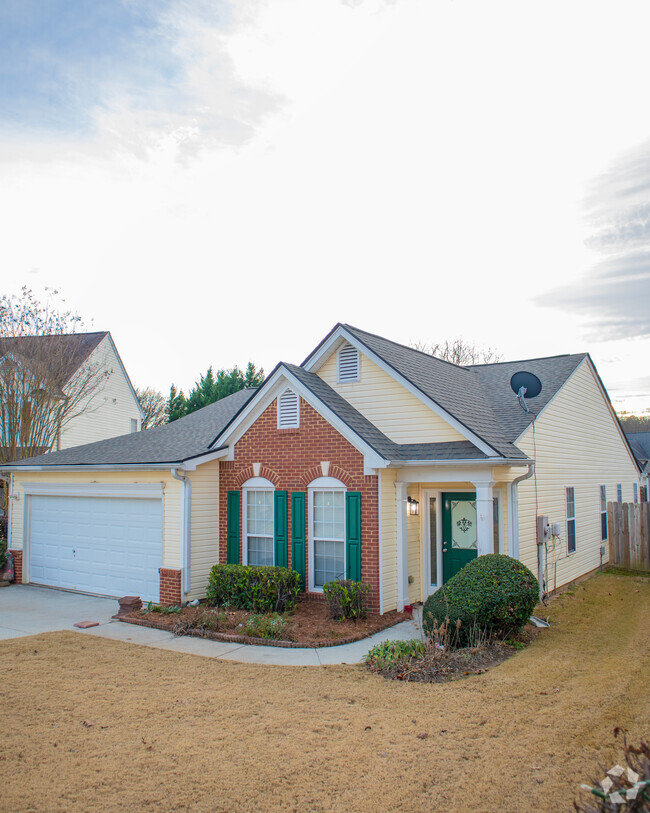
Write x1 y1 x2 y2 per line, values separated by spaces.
171 468 191 598
0 463 182 473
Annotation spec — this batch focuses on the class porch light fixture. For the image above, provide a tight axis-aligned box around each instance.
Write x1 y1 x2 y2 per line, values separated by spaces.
407 496 419 516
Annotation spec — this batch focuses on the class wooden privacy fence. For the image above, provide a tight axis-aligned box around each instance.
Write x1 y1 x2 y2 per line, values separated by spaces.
607 501 650 571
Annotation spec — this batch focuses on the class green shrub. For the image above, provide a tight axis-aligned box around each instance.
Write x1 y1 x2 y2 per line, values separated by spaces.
244 613 289 640
206 564 300 613
144 602 181 615
323 579 371 620
364 639 426 669
422 554 538 647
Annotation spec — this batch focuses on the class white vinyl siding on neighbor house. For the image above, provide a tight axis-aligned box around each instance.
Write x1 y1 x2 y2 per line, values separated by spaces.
58 336 142 450
318 350 467 444
516 359 639 590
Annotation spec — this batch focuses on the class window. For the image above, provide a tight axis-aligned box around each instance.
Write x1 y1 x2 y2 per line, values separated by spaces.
310 482 346 589
130 418 138 433
633 483 639 503
244 488 274 566
277 388 299 428
337 343 360 383
600 485 607 541
566 487 576 554
617 483 623 503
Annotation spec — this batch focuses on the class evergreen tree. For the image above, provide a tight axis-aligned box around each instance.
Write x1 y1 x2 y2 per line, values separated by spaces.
167 363 264 421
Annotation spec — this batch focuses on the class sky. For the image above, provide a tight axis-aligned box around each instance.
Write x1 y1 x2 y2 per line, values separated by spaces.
1 0 649 415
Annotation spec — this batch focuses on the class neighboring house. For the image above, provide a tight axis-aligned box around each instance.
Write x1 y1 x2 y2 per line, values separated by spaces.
625 431 650 500
0 324 641 609
0 331 143 454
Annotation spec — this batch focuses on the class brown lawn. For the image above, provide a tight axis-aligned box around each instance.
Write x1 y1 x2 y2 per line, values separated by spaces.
1 571 648 813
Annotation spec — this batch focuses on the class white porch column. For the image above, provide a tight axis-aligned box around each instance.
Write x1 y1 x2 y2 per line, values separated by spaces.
474 481 494 557
395 481 409 611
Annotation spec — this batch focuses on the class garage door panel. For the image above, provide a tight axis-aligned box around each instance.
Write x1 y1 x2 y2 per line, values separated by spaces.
29 495 163 602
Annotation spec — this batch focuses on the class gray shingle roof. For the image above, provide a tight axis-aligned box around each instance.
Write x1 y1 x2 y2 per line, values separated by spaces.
339 325 532 458
0 331 108 386
626 431 650 471
5 388 256 467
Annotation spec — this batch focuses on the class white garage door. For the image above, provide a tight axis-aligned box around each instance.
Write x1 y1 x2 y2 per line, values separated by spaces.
29 495 163 603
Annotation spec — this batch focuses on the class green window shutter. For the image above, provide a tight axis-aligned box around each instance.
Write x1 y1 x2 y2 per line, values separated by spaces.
226 491 240 564
274 490 288 568
346 491 362 582
291 492 306 590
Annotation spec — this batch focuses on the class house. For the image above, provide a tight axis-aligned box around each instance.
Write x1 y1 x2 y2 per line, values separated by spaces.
0 331 143 454
625 431 650 500
0 324 641 610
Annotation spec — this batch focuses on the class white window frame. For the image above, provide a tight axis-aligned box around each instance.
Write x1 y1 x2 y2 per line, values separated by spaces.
277 388 300 429
617 483 623 503
633 483 639 503
337 343 360 383
130 418 138 433
600 485 607 542
308 476 346 592
566 487 576 555
242 477 275 567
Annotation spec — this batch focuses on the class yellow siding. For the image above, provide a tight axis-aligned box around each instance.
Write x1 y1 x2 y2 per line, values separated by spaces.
187 462 220 601
9 471 182 568
407 485 421 603
59 336 142 449
318 351 467 444
516 360 639 589
380 469 398 612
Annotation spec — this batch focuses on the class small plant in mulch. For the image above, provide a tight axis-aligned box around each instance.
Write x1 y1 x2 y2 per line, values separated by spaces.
143 602 182 615
172 608 227 637
244 613 289 640
322 579 371 620
574 728 650 811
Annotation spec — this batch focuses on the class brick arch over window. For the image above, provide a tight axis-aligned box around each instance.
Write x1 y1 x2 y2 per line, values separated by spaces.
298 464 354 488
234 465 280 488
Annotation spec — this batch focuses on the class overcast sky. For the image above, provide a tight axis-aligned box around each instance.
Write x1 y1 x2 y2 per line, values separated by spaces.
2 0 649 415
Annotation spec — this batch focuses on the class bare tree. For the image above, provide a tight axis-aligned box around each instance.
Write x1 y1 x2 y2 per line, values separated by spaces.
412 338 502 366
0 287 110 464
136 386 167 429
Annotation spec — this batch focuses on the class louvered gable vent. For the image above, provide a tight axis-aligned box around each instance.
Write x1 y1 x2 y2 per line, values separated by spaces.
338 343 360 382
278 388 299 428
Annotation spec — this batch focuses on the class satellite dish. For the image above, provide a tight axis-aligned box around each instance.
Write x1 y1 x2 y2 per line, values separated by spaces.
510 371 542 414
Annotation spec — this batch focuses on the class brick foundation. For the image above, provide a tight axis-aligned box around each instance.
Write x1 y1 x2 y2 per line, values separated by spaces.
9 549 22 583
220 397 381 612
159 568 182 606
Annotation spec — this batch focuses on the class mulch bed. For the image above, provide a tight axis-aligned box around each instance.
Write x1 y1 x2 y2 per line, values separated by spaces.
122 599 411 648
366 624 541 682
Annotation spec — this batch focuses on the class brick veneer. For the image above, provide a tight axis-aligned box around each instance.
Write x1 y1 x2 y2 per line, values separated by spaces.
9 549 22 583
159 568 182 606
219 397 381 611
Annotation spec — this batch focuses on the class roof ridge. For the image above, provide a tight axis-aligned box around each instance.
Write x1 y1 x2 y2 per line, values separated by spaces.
470 352 587 368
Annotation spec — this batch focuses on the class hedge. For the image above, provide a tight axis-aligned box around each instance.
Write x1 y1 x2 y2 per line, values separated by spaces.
206 563 300 613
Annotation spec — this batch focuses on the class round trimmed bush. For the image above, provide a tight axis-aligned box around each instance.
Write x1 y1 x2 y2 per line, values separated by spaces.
422 554 538 646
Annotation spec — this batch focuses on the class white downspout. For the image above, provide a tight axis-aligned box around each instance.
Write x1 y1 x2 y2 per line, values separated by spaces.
171 468 191 598
507 463 535 562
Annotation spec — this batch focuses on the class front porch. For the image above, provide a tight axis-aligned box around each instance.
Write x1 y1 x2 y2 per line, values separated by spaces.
382 464 533 611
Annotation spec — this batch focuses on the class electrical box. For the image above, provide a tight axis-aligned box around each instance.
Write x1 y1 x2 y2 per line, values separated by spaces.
551 522 561 537
536 515 550 546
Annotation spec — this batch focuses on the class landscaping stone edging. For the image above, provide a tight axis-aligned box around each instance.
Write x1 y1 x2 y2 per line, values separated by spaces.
118 613 409 649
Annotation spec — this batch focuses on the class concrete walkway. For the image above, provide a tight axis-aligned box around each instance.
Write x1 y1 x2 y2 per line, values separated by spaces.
0 584 422 665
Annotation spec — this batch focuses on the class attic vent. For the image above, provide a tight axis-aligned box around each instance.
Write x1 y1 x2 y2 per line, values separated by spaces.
338 343 360 382
278 389 299 428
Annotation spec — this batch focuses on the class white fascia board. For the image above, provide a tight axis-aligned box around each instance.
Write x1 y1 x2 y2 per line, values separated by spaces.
180 448 229 471
1 463 177 473
20 481 163 499
303 325 499 458
391 457 530 467
211 366 388 471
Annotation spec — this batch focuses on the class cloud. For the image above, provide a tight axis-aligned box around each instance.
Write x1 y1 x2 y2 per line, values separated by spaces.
0 0 283 158
536 139 650 340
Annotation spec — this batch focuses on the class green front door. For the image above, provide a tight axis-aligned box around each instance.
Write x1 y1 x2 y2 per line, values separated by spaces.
442 492 478 583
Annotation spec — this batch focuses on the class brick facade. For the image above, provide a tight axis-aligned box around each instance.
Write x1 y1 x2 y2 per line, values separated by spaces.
219 397 381 611
159 568 182 606
9 549 22 583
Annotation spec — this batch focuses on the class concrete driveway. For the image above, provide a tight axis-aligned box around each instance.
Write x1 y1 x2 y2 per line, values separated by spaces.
0 584 422 665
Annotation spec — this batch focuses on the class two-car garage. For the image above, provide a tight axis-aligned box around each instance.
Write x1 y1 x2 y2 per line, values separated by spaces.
24 484 164 604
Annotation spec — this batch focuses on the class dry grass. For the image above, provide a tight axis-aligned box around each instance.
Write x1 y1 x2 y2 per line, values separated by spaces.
1 572 648 813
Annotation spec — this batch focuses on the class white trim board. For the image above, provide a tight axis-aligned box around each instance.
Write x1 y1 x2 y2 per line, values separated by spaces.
20 482 164 499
